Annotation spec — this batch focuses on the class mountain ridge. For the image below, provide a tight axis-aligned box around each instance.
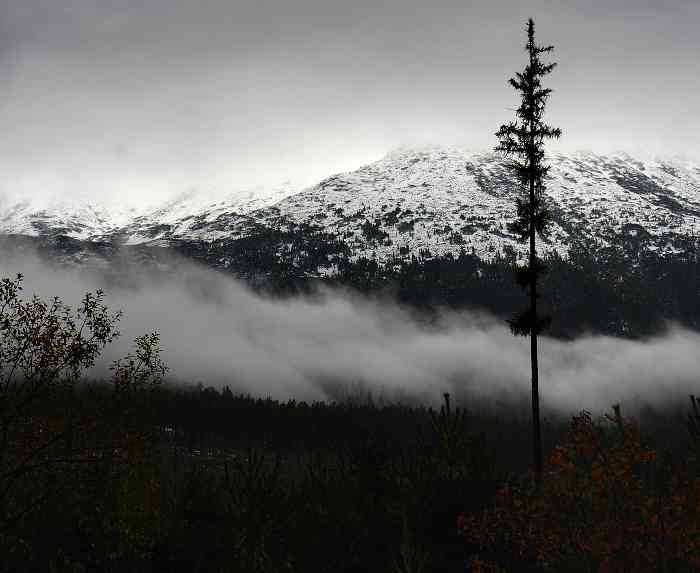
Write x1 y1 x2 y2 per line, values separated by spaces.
2 147 700 265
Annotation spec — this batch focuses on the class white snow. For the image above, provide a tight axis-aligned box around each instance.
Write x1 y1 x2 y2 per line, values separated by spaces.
2 148 699 262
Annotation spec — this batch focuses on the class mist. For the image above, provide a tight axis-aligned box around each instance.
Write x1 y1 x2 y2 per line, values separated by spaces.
1 250 699 414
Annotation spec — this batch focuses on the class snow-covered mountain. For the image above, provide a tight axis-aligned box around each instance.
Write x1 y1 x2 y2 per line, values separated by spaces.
2 148 700 264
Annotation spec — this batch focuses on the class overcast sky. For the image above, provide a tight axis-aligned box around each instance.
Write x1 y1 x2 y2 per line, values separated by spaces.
1 0 698 206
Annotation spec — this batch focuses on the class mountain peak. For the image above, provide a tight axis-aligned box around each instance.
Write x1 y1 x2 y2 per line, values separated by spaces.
2 149 700 263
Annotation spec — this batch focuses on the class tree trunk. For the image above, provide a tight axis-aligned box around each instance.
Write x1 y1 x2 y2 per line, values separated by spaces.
529 167 543 488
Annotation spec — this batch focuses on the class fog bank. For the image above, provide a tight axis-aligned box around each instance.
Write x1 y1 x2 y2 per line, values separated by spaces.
1 252 698 413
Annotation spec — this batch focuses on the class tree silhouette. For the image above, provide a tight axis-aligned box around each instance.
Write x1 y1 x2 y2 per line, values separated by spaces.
495 18 562 485
0 273 165 548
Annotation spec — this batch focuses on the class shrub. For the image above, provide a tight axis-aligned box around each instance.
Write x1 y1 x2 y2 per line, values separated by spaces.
460 408 700 572
0 273 166 569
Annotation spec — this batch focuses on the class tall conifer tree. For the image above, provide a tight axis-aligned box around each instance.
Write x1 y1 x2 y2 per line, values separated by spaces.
495 18 561 485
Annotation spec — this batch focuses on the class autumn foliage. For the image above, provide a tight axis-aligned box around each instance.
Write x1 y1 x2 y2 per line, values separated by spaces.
460 409 700 572
0 273 167 568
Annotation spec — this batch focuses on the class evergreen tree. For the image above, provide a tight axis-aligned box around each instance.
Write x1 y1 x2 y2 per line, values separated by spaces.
495 18 562 485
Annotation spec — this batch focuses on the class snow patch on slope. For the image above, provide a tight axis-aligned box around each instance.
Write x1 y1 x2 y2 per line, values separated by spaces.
2 148 700 263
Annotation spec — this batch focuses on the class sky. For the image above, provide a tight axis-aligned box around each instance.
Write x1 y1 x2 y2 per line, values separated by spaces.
1 0 699 206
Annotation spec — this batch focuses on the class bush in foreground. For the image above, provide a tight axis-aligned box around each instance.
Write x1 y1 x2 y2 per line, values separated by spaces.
461 408 700 572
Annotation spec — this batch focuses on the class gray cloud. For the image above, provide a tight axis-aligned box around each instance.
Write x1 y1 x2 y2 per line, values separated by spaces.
1 251 698 414
0 0 698 207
